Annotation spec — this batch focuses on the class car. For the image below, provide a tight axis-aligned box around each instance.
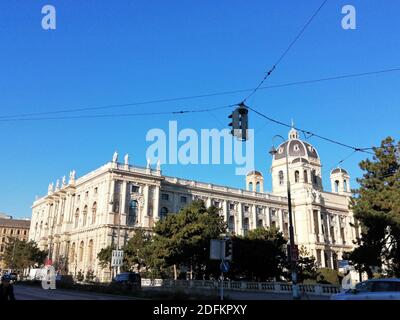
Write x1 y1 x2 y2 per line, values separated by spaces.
331 278 400 300
111 272 141 290
9 273 18 282
55 274 74 286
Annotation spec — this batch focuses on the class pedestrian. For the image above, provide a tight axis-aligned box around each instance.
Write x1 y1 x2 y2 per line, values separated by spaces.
0 274 16 301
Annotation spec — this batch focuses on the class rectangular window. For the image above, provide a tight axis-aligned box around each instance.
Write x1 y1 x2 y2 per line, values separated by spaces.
316 249 322 266
330 226 336 243
341 227 346 244
131 185 140 193
94 187 98 194
161 193 169 201
244 206 249 212
213 201 220 207
229 203 235 210
283 222 289 236
24 230 27 236
17 230 20 235
313 210 319 234
180 196 187 203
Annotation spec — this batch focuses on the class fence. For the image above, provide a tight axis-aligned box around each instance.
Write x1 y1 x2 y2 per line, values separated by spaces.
141 279 341 296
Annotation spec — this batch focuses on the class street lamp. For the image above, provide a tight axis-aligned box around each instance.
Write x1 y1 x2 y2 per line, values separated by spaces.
269 135 300 300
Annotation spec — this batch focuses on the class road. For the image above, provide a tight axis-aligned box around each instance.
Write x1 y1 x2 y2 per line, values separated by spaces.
14 284 330 300
14 285 139 300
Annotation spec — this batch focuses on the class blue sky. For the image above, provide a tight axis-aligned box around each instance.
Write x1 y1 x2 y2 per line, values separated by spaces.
0 0 399 218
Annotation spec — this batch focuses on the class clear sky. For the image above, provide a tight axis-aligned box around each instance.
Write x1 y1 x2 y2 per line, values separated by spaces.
0 0 399 218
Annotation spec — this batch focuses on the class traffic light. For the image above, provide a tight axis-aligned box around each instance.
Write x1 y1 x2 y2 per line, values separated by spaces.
224 238 233 261
228 109 240 136
228 102 249 141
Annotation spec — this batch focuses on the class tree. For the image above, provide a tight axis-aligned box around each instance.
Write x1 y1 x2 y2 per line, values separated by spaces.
85 269 95 283
228 227 287 281
152 200 226 279
349 137 400 278
1 238 47 272
122 228 152 272
97 245 114 273
293 246 319 283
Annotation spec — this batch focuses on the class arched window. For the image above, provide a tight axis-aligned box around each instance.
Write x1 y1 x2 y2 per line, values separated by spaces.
343 179 348 192
82 205 88 226
279 171 284 185
160 207 169 219
88 240 94 264
304 170 308 183
256 182 260 192
128 200 138 226
70 243 76 263
335 180 340 193
257 219 263 228
74 209 79 228
79 241 84 262
295 171 300 183
248 182 253 191
91 202 97 225
312 170 318 184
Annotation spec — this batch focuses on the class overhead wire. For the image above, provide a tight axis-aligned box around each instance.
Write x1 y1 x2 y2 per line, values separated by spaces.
1 67 400 120
242 0 329 103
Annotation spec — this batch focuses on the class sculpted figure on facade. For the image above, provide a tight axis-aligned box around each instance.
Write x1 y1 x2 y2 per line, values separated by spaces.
112 151 118 163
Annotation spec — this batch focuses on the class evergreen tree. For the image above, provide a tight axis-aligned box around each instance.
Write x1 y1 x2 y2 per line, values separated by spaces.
228 227 287 281
97 245 115 273
122 228 152 272
349 137 400 278
152 200 226 279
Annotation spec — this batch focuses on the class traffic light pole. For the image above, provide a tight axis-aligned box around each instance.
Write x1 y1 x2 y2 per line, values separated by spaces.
284 140 300 300
270 135 300 300
220 240 224 301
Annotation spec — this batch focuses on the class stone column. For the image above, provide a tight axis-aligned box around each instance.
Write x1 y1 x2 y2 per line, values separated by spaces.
140 185 151 227
309 209 315 240
222 200 228 224
317 210 322 243
326 213 332 243
276 209 282 231
108 178 116 225
251 205 257 230
266 207 271 227
153 185 160 223
237 203 243 236
121 181 128 226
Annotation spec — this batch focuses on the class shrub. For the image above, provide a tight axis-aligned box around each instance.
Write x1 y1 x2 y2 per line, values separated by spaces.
317 268 340 285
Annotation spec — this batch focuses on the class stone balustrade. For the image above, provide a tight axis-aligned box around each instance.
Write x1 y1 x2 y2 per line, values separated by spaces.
141 279 341 296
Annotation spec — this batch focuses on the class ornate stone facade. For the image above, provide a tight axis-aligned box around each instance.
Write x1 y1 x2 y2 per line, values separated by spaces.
29 129 358 281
